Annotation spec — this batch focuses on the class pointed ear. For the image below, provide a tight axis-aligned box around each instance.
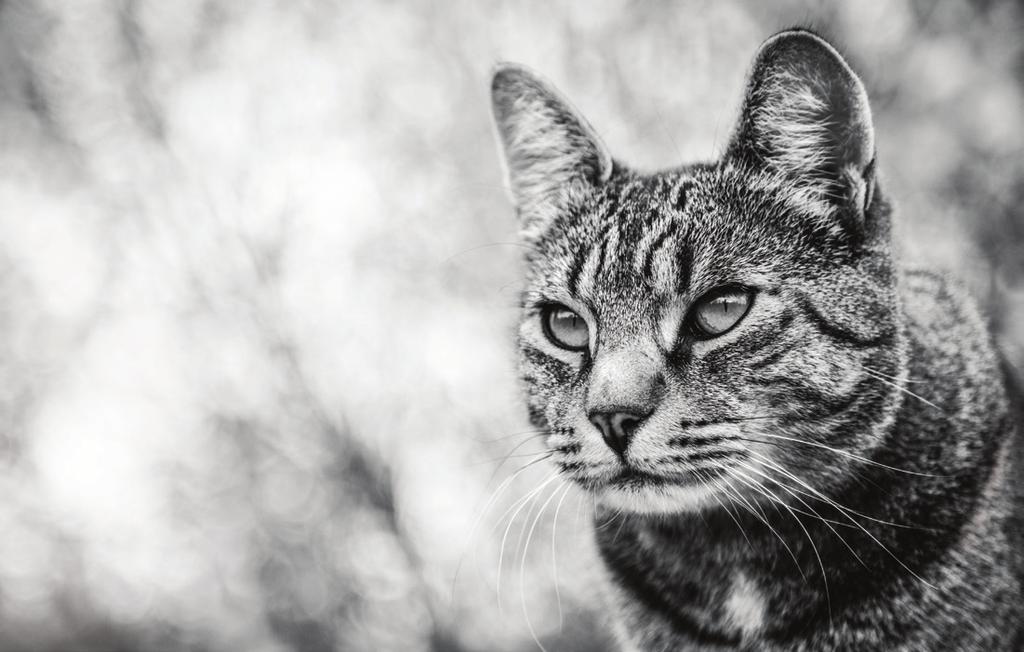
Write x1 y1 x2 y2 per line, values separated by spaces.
727 30 876 233
490 63 612 236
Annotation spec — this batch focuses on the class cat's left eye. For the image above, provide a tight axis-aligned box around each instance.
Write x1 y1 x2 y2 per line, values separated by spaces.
690 287 753 338
541 305 590 351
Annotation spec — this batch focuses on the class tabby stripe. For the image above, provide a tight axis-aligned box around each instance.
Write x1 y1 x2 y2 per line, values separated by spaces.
701 324 777 373
598 186 621 228
575 233 610 296
598 223 621 283
521 342 569 368
640 228 673 282
674 241 693 296
748 343 793 370
526 403 546 427
566 242 589 296
751 375 871 420
667 434 728 447
668 449 742 464
799 298 892 348
750 376 835 407
670 177 692 211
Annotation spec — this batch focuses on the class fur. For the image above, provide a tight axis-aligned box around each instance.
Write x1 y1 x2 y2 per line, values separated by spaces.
491 28 1022 650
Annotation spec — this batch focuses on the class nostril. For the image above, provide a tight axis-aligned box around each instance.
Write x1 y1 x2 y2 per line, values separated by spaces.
589 413 614 448
613 413 642 439
589 410 647 457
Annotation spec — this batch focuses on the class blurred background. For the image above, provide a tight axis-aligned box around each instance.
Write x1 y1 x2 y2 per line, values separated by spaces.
0 1 1020 650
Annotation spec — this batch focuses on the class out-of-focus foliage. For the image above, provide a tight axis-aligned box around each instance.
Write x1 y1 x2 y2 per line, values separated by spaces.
0 1 1019 650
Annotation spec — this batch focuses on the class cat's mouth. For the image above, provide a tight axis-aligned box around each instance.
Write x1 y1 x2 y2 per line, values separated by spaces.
604 465 728 489
590 463 732 514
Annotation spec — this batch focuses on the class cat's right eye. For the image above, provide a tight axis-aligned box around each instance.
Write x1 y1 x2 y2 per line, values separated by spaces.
541 305 590 352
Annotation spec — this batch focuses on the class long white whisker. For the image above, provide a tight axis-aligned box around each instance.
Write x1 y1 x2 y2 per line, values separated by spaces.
452 454 553 602
496 473 561 607
858 363 927 384
862 368 943 411
721 469 805 580
550 483 573 632
741 430 942 478
708 477 755 551
747 451 926 530
748 452 937 590
520 481 565 652
728 462 833 624
735 461 867 569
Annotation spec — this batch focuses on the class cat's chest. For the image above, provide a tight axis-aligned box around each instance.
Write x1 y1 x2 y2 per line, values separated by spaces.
596 517 771 648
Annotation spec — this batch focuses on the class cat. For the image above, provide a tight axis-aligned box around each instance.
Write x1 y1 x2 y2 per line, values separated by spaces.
490 28 1023 651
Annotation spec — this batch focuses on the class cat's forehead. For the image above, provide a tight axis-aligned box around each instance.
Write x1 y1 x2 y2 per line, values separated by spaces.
528 165 818 307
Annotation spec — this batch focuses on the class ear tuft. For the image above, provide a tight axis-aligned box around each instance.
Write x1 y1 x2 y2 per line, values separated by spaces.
727 30 876 232
490 63 612 236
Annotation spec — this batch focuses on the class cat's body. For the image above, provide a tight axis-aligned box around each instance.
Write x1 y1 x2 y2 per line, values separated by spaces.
490 30 1022 650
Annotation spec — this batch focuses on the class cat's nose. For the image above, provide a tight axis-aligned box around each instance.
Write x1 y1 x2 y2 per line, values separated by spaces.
586 347 664 457
589 409 648 457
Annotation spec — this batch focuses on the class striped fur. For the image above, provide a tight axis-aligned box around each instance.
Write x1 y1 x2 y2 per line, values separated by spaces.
493 29 1022 650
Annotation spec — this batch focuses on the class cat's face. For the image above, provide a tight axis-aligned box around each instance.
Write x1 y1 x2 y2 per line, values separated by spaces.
493 31 904 514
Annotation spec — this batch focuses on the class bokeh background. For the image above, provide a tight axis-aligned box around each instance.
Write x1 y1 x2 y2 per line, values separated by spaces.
0 1 1021 650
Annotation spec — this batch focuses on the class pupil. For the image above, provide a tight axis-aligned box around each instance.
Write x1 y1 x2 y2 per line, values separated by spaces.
561 313 580 334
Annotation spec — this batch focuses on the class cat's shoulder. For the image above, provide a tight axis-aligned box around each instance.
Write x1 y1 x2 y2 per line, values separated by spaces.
897 266 988 333
896 265 1004 377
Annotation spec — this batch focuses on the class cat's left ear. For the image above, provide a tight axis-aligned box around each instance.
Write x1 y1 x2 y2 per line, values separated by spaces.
491 63 612 237
727 30 876 235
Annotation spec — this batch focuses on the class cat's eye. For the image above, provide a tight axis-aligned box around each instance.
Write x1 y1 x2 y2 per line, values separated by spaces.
541 305 590 351
690 287 753 338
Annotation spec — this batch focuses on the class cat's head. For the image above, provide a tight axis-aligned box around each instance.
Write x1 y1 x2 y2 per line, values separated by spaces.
491 30 905 514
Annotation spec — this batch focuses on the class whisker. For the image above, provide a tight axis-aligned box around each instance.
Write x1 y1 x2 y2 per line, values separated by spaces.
728 462 833 624
717 471 806 581
733 432 945 478
470 428 552 444
514 474 559 569
496 473 561 608
519 480 565 652
747 451 929 530
858 362 927 384
728 465 853 528
452 454 555 602
862 368 943 412
440 240 538 266
611 506 630 545
481 450 554 496
734 461 867 567
747 452 938 590
707 478 755 552
469 449 550 468
594 503 627 532
550 483 573 633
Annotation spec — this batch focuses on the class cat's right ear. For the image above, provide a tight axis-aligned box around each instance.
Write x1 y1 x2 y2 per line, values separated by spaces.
490 63 612 237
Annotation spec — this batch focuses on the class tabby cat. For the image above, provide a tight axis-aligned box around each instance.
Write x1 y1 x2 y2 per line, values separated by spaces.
490 29 1023 651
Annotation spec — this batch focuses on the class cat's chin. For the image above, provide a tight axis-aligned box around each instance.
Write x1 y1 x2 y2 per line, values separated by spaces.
596 482 719 515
